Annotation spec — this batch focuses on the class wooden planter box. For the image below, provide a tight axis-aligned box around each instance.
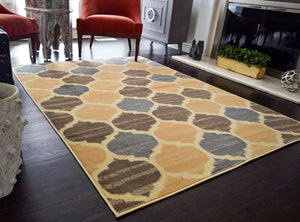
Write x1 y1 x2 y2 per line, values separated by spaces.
217 57 266 79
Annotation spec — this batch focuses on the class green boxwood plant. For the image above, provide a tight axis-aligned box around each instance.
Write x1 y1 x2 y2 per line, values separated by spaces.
218 44 271 68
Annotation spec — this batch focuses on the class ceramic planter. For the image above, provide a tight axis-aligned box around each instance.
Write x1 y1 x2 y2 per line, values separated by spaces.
0 83 27 198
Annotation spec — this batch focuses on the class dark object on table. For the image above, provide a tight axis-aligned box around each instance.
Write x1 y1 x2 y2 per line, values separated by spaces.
0 26 14 85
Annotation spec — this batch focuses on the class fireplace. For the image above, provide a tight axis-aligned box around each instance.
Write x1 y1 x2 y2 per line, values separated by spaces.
172 0 300 103
211 0 300 78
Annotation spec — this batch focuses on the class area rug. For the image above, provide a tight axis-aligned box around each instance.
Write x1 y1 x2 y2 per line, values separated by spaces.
13 57 300 217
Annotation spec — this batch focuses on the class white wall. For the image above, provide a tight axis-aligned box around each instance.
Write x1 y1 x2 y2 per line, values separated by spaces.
185 0 221 56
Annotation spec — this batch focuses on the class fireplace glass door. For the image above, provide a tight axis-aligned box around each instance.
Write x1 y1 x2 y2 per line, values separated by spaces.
220 2 300 76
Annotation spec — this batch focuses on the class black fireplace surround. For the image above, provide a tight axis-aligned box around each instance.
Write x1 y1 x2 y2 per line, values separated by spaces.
220 1 300 77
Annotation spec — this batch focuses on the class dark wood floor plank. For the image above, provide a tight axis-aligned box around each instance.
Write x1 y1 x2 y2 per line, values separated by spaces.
0 38 299 222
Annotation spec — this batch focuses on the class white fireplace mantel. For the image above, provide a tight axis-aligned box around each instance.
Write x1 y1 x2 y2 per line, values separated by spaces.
184 0 227 58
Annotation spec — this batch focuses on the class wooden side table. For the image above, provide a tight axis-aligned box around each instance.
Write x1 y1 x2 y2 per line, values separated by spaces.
141 0 193 56
25 0 72 61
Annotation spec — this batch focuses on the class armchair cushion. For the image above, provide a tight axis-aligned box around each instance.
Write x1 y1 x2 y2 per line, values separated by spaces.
0 14 37 37
77 15 141 36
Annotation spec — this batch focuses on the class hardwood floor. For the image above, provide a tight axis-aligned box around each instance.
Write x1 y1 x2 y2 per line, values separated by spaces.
1 38 300 222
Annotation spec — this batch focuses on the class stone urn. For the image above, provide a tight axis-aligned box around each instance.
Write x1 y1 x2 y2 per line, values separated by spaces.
0 82 27 198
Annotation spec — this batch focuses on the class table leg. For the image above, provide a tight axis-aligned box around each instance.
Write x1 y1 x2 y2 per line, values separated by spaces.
60 14 72 60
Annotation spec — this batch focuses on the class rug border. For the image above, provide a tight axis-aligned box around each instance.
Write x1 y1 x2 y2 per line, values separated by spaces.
13 58 300 218
13 68 121 217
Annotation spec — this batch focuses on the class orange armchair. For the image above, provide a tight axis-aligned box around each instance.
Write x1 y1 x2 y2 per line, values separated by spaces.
0 3 37 63
77 0 143 61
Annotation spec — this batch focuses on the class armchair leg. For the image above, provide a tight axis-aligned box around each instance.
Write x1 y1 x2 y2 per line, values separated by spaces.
31 34 37 63
90 36 94 48
128 38 131 51
78 34 82 58
135 37 140 62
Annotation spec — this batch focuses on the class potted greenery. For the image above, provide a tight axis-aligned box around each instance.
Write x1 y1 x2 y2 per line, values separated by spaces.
217 44 271 79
